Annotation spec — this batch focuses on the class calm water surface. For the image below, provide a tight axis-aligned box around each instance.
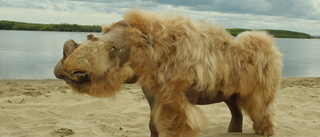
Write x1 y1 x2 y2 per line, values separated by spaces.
276 38 320 77
0 30 319 79
0 30 100 79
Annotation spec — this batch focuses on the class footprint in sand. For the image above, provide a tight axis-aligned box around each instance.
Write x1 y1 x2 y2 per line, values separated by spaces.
51 128 74 137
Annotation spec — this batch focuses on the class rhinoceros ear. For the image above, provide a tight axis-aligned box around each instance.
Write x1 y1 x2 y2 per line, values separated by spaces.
102 21 132 67
63 39 79 59
87 34 99 41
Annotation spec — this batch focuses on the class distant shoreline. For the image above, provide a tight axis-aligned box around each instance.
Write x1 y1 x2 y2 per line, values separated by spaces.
0 20 314 39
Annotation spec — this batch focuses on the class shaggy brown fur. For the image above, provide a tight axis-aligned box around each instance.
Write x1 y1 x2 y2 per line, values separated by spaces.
54 9 282 137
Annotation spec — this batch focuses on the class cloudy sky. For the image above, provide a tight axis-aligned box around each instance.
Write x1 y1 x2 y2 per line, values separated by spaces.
0 0 319 35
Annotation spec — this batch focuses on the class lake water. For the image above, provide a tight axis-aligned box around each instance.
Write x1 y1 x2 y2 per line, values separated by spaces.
0 30 319 79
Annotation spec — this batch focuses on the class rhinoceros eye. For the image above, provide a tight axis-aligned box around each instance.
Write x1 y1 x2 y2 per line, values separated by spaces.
109 46 116 51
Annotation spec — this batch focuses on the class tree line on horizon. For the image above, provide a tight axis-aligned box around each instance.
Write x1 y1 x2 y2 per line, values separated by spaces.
0 20 314 39
227 28 314 39
0 20 100 32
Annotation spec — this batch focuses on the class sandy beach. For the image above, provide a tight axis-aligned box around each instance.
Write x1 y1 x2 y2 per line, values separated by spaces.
0 77 319 137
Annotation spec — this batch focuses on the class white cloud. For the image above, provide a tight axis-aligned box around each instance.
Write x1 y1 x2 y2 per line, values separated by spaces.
0 0 319 35
0 7 122 25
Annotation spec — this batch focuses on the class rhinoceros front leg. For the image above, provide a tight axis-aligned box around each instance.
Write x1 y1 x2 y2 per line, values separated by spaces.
141 86 159 137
